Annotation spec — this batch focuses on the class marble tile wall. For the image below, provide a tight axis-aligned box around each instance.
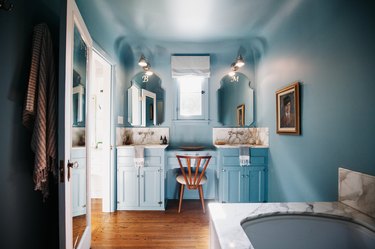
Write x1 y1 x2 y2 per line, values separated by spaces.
212 127 269 146
72 127 85 147
339 167 375 218
116 127 169 146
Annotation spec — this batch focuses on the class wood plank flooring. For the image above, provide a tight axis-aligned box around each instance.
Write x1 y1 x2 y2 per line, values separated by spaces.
91 199 210 249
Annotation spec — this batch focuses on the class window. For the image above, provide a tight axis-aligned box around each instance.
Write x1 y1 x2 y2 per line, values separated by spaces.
176 76 208 120
171 55 210 121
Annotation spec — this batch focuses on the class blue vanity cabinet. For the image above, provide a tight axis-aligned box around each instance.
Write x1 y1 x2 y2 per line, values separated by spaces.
117 147 165 210
71 147 86 216
218 148 268 203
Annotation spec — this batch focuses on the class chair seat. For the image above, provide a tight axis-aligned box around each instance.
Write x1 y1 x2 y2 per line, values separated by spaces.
176 174 207 185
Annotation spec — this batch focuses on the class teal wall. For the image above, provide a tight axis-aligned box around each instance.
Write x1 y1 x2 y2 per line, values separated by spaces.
256 0 375 202
72 1 260 147
0 0 60 248
76 0 375 203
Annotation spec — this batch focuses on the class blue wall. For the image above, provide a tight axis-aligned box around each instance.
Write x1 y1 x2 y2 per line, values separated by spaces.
76 0 375 203
256 0 375 202
0 0 60 248
72 0 260 146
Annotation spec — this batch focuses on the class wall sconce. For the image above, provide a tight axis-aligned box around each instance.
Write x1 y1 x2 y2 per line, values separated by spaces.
138 55 153 76
143 66 153 76
138 55 148 67
228 55 245 77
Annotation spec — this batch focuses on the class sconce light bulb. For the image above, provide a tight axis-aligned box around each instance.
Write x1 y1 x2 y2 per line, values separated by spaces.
138 55 148 67
145 70 153 76
235 55 245 68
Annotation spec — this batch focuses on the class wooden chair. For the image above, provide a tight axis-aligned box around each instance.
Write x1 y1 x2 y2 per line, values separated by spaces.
176 155 212 213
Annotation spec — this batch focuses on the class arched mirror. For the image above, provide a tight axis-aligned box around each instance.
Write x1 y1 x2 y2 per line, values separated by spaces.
127 72 164 126
218 72 254 126
71 24 88 248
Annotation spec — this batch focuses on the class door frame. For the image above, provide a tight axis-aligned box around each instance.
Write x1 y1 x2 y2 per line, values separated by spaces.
91 46 116 212
58 0 93 248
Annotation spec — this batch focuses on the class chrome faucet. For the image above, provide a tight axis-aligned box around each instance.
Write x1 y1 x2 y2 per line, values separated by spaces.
138 131 154 136
228 130 244 144
228 131 244 136
138 131 154 144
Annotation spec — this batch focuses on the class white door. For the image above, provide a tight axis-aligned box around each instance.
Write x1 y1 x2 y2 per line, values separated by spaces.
59 0 93 248
90 50 114 212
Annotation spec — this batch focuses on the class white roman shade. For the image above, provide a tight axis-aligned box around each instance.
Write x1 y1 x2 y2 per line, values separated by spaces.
171 55 210 78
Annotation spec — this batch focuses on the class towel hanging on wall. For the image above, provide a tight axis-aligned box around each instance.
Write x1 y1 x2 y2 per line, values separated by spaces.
239 146 250 167
134 146 145 168
22 23 57 200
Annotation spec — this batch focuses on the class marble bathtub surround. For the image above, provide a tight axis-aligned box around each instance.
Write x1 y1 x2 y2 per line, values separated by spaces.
209 202 375 249
116 127 169 146
212 127 269 146
72 127 85 147
339 167 375 219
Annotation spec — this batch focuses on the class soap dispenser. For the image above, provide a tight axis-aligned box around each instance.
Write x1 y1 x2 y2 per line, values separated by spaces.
160 136 163 145
163 136 168 144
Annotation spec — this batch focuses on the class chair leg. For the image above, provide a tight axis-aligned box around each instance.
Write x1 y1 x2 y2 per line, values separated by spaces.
178 184 184 213
198 185 205 213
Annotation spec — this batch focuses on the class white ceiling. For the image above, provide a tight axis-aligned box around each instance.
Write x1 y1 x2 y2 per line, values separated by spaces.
77 0 302 43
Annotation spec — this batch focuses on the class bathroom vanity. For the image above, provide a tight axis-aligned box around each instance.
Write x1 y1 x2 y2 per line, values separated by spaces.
216 146 268 203
116 143 269 211
117 145 168 210
71 147 87 216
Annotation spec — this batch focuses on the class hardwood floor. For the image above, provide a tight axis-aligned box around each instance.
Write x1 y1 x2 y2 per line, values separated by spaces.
91 199 211 249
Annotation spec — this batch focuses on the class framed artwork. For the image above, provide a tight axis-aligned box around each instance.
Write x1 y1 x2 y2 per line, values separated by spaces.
237 104 245 126
276 82 300 134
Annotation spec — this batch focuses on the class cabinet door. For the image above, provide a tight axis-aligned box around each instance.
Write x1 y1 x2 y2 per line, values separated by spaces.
140 167 162 208
117 167 139 208
72 166 86 216
220 167 243 203
246 167 266 202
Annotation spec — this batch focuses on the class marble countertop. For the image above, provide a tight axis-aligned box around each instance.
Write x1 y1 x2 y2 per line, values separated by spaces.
208 202 375 249
213 144 269 149
116 144 169 149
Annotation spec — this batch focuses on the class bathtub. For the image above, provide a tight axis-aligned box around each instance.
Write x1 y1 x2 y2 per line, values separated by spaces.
241 214 375 249
208 202 375 249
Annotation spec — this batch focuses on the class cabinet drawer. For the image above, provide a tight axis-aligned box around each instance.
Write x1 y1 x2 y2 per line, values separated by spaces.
250 148 268 157
222 156 239 166
145 156 161 166
117 156 134 166
117 148 164 157
222 156 265 166
117 148 134 157
118 156 162 167
251 157 265 165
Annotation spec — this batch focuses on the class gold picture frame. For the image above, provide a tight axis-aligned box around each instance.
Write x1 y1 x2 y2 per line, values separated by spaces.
276 82 300 134
237 104 245 126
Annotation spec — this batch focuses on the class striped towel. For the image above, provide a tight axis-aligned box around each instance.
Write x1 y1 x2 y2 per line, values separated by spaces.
22 23 57 200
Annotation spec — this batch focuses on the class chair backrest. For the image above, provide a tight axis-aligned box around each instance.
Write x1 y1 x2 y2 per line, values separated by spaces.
176 155 211 190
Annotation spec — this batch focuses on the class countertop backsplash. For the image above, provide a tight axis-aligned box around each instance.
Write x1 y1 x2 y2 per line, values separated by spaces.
72 127 85 147
116 127 169 146
212 127 269 146
339 167 375 219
